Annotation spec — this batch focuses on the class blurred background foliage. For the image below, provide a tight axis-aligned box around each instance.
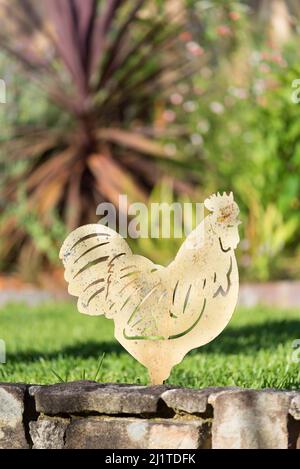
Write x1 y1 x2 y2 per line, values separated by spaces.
0 0 300 283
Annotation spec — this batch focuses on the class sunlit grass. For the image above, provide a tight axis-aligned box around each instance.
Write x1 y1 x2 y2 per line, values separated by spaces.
0 302 299 389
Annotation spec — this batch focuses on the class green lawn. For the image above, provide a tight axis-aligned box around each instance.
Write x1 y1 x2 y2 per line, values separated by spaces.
0 302 299 389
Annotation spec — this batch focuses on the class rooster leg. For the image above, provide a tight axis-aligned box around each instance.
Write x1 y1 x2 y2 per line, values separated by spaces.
149 371 163 386
148 365 172 386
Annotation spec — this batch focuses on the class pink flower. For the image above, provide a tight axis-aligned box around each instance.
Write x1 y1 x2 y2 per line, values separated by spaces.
228 11 240 21
186 41 204 57
170 93 183 105
194 86 204 96
209 101 224 114
261 51 270 61
271 54 286 67
179 31 192 42
190 133 203 146
216 25 231 37
162 110 176 123
259 63 271 74
183 101 197 113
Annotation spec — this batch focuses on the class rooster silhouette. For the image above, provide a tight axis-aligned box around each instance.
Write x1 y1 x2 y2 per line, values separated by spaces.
60 192 240 384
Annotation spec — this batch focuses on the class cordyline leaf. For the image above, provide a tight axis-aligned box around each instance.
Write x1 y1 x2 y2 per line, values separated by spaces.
0 0 196 275
121 152 160 186
119 58 187 101
90 0 123 76
97 34 183 113
26 148 76 191
96 128 169 158
73 0 96 40
0 1 37 35
2 135 58 162
16 0 44 30
88 152 147 205
31 170 69 215
0 34 46 70
1 136 69 199
98 0 146 88
0 217 25 259
72 0 97 72
44 0 88 98
65 161 84 230
0 40 78 111
98 20 178 97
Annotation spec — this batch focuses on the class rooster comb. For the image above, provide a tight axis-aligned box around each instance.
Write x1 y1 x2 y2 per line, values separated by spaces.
204 191 234 212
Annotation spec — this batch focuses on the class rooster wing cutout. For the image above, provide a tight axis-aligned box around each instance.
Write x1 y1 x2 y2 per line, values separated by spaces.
60 192 241 384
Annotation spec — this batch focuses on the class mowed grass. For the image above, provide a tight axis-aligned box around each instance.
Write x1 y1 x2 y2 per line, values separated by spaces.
0 302 299 389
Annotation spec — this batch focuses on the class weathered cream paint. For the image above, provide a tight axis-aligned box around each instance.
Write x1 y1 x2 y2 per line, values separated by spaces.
60 192 240 384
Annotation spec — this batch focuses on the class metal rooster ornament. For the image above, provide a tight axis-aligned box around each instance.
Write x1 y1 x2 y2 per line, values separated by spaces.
60 192 241 384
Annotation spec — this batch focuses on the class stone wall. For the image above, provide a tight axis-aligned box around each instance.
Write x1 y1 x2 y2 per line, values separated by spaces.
0 381 299 449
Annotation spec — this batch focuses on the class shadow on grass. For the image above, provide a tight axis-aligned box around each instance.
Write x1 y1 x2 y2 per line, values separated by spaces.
7 341 123 364
6 319 300 364
198 319 300 355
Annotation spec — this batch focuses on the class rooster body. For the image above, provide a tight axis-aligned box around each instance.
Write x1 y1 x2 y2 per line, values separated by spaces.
60 192 240 384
